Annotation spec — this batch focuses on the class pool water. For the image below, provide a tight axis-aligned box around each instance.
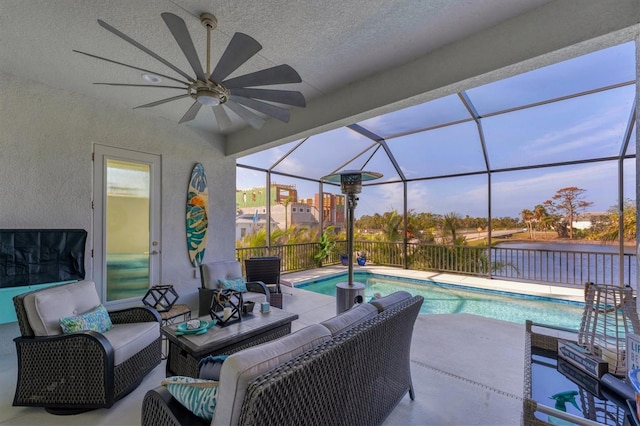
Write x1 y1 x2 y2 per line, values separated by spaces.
297 272 585 329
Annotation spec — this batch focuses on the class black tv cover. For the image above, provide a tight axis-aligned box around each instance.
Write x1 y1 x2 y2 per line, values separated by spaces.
0 229 87 288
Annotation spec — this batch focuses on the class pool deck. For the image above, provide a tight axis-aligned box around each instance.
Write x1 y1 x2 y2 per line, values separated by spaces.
1 266 578 425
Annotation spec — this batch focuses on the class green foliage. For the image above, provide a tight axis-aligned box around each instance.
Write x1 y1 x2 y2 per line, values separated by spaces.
590 199 636 242
314 227 337 262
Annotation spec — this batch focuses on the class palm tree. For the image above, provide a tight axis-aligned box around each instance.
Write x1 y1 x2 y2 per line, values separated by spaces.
382 210 402 242
521 209 534 239
443 212 461 244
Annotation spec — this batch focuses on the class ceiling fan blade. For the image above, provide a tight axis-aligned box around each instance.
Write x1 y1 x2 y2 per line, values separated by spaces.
210 33 262 83
229 88 306 107
73 50 189 86
179 101 203 124
98 19 194 82
94 83 185 90
223 64 302 89
212 105 232 131
224 100 265 129
231 96 290 123
161 13 206 81
134 94 191 109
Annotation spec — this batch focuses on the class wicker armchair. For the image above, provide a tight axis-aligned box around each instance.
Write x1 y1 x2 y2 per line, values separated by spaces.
199 260 270 316
12 281 162 414
244 257 291 309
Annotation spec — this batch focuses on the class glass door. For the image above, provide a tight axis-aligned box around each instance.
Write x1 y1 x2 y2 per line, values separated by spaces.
93 145 161 307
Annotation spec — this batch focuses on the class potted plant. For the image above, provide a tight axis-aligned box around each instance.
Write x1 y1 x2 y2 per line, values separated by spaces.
340 254 349 266
314 229 337 267
356 251 367 266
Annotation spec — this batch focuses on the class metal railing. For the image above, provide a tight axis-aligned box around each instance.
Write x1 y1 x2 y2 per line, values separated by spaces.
236 241 637 288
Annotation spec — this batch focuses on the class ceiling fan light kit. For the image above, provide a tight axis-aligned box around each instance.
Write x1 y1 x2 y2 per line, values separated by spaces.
141 73 162 84
76 12 306 130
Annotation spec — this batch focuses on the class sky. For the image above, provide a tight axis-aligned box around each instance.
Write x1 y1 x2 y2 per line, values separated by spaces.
236 41 636 219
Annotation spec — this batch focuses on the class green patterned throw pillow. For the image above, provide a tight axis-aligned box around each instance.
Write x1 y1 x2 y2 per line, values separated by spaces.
59 304 113 334
161 376 219 420
218 277 248 293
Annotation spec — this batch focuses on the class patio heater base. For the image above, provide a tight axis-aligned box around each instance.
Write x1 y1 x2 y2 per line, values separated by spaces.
336 281 365 315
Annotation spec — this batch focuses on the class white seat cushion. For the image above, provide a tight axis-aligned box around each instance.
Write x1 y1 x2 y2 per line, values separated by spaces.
201 261 243 290
213 324 331 426
240 291 267 304
23 280 101 336
370 291 413 312
320 302 378 336
102 321 160 365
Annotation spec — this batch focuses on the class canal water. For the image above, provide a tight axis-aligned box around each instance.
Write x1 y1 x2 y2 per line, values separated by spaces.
490 241 637 288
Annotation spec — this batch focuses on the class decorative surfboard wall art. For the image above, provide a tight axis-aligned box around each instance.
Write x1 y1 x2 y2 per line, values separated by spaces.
186 163 209 267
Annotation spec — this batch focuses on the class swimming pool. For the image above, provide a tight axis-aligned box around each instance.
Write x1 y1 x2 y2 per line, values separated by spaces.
297 272 585 329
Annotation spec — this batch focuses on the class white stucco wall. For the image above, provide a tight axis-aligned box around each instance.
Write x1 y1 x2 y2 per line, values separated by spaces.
0 70 237 354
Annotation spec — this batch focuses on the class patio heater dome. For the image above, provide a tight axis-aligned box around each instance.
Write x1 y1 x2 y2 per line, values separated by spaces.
321 170 382 314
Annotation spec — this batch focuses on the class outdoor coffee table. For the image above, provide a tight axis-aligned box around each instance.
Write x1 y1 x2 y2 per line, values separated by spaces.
163 307 299 377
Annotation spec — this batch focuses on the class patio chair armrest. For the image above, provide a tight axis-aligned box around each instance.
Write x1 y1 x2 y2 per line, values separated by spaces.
109 306 161 324
246 281 271 303
14 332 116 406
141 386 209 426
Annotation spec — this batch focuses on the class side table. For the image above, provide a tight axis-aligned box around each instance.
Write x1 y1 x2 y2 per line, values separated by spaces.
159 304 191 359
524 320 638 426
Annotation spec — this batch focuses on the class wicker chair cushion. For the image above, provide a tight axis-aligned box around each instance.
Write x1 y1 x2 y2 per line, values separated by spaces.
320 302 378 336
23 280 101 336
102 321 160 365
370 290 413 313
161 376 219 421
201 261 243 290
59 304 112 334
239 291 266 304
214 323 332 426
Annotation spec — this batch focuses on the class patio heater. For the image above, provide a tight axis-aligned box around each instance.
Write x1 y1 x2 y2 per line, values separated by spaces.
321 170 382 314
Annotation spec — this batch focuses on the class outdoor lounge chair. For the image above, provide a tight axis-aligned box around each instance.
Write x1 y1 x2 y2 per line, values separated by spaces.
199 260 270 316
12 280 162 414
244 256 292 309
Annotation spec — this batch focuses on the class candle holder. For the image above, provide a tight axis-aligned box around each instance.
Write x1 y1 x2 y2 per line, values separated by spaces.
142 284 179 312
209 289 243 326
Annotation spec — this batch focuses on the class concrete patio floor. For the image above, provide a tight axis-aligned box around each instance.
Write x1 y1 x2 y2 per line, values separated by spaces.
0 266 533 425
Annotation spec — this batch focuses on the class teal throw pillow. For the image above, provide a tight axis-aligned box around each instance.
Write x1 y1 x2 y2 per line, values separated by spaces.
218 277 247 293
59 304 113 334
161 376 219 420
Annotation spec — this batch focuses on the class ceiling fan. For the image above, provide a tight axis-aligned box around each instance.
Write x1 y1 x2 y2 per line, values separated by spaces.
74 12 306 130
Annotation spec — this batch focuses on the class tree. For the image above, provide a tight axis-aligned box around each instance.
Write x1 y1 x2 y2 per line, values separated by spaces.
592 199 637 242
382 210 402 242
545 187 593 239
521 209 534 239
442 212 464 245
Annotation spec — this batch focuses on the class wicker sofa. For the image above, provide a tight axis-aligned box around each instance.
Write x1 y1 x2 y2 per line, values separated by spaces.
12 280 162 413
141 291 424 426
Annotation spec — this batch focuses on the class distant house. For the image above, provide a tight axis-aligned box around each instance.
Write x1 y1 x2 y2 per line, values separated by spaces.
235 212 278 240
236 184 346 238
572 212 608 230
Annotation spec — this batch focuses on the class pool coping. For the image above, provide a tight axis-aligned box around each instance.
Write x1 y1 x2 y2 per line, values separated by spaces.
283 265 586 303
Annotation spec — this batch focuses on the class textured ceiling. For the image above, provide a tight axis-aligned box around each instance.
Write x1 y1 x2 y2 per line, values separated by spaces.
0 0 635 156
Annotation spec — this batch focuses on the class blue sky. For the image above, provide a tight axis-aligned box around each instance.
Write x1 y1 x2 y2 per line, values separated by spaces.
237 41 636 219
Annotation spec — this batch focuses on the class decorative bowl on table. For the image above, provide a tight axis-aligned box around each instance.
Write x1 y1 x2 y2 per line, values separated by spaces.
175 319 216 335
